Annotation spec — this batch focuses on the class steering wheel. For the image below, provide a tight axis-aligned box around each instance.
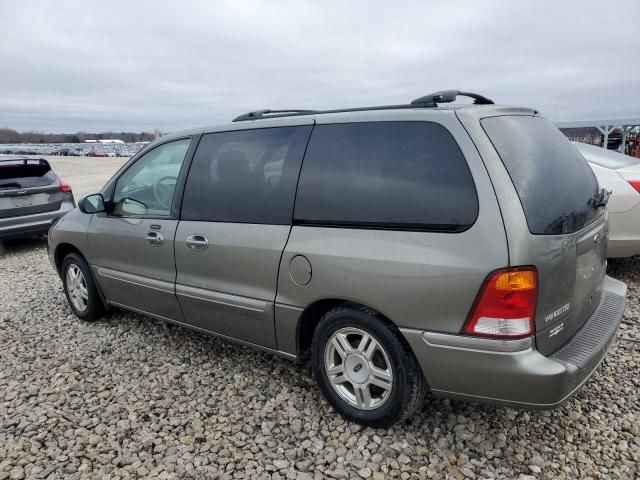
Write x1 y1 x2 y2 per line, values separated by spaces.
153 176 178 211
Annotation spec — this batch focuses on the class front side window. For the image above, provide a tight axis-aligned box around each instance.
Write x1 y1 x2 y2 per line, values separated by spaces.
294 121 478 230
112 138 191 216
181 126 312 224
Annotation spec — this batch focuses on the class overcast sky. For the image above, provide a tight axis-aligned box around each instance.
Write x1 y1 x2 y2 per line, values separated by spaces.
1 0 638 133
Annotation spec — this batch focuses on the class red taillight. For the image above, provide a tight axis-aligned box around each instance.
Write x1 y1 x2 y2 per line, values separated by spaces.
629 181 640 194
60 181 72 193
463 267 538 339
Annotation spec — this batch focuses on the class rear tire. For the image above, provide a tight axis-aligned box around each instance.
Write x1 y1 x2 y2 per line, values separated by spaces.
62 253 104 321
311 304 427 428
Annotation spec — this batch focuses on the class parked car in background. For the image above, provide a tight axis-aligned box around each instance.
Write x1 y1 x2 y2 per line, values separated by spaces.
49 91 626 427
574 142 640 258
0 157 75 240
87 150 107 157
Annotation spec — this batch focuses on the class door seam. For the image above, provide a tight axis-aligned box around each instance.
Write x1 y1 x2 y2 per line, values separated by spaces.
273 121 316 349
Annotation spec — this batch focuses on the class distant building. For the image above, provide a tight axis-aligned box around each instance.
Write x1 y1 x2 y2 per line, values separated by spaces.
557 118 640 158
84 139 125 144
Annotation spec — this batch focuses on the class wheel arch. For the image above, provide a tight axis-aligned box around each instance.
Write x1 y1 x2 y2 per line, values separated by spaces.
295 298 401 360
54 242 85 276
54 243 108 309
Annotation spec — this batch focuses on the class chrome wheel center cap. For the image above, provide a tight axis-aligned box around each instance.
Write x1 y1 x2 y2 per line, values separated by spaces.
344 354 369 384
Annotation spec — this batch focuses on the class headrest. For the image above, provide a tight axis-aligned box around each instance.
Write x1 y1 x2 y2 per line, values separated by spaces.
217 150 250 181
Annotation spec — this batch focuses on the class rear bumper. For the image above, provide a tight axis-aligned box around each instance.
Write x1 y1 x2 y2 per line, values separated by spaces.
401 275 627 408
607 238 640 258
607 209 640 257
0 199 75 240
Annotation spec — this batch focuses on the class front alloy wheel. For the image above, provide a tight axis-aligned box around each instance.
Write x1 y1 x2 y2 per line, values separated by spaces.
61 252 104 321
66 263 88 312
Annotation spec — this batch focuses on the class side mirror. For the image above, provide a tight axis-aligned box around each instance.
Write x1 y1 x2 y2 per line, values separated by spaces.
80 194 106 214
119 197 148 216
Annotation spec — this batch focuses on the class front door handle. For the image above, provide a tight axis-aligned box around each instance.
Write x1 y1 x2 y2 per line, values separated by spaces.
145 231 164 246
186 234 209 251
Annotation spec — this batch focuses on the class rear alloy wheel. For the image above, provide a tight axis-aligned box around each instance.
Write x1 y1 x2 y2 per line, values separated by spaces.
324 327 394 410
312 305 427 428
62 253 104 321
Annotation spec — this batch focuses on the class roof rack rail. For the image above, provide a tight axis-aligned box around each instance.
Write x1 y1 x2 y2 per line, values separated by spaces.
232 90 494 122
233 109 318 122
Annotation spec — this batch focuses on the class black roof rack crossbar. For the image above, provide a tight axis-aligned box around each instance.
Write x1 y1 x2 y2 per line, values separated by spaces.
411 90 494 106
233 90 494 122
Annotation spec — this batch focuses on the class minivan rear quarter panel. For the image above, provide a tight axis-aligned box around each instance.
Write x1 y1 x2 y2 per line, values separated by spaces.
275 110 509 355
456 107 609 355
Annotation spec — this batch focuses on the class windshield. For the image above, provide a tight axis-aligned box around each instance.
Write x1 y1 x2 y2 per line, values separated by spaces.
573 141 640 169
482 116 602 235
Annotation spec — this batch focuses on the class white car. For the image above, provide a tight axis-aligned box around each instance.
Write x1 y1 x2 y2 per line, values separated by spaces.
574 142 640 257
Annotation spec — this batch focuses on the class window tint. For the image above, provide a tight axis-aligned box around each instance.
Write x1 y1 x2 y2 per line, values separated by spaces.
482 116 601 235
181 126 312 224
113 138 190 216
294 122 478 230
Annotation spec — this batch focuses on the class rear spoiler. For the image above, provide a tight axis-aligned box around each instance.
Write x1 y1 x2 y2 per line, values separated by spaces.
0 157 50 168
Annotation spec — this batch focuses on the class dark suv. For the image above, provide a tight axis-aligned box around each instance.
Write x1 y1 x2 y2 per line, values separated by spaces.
0 157 75 240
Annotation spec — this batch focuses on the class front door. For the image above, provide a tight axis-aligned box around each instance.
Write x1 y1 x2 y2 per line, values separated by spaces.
88 137 192 321
175 124 312 348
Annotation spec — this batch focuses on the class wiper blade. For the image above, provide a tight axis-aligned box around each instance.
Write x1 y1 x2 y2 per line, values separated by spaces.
0 182 22 189
594 188 611 208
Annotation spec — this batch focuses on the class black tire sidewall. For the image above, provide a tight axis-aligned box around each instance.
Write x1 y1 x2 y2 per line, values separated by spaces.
61 253 102 321
312 307 418 427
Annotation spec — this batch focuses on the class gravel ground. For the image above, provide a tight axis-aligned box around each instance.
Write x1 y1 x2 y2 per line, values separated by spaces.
0 239 638 480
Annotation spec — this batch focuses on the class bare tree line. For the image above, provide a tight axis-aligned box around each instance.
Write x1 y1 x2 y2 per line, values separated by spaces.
0 128 157 144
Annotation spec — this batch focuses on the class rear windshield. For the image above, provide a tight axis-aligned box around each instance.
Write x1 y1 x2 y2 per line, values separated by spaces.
0 159 56 189
482 116 601 235
573 141 640 169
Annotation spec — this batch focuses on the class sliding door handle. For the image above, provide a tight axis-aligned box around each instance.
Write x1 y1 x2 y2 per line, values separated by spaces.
186 234 209 251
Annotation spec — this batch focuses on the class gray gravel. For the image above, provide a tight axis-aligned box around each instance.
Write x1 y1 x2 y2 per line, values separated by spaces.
0 238 638 480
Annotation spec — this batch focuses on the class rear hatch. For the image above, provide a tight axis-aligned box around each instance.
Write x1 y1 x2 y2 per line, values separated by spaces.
482 116 608 355
0 158 64 218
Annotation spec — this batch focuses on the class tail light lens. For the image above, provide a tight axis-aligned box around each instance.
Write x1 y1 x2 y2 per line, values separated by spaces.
463 267 538 339
629 180 640 193
60 181 72 193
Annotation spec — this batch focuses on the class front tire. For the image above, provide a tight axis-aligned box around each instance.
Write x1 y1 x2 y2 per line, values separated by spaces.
62 253 104 321
312 304 427 428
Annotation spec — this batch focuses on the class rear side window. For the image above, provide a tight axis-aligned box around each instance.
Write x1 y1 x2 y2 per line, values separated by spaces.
181 126 312 224
482 116 601 235
0 159 56 189
294 122 478 231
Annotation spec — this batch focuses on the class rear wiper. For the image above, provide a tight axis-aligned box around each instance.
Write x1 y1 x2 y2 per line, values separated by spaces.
594 188 611 208
0 182 22 189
